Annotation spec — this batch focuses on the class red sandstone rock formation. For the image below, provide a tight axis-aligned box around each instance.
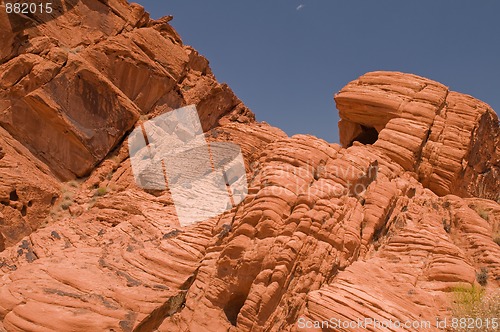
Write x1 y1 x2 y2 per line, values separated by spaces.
0 1 499 332
336 71 499 201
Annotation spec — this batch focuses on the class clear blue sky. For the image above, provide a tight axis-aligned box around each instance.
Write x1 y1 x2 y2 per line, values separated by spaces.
134 1 499 143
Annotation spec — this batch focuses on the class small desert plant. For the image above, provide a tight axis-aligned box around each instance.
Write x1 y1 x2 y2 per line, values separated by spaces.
476 267 489 286
452 284 484 312
67 180 79 188
58 184 77 211
451 285 500 332
60 199 73 210
95 187 108 197
62 190 73 200
479 210 489 220
110 154 121 165
494 234 500 246
476 208 489 221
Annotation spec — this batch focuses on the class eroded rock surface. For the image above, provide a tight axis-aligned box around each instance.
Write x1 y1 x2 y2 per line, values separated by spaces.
336 71 499 201
0 126 59 250
0 0 252 180
0 1 499 332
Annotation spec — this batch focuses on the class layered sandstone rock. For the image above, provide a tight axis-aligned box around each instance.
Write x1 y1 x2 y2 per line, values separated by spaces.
335 71 500 201
0 0 259 281
0 126 59 250
0 1 499 332
0 0 252 180
1 130 498 331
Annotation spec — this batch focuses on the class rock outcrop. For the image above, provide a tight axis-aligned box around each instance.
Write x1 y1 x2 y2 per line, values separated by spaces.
336 71 499 201
0 0 253 180
0 1 499 332
0 126 59 250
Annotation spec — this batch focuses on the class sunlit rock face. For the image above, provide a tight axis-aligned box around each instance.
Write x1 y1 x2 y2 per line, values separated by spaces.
0 1 499 331
0 0 252 180
336 71 499 201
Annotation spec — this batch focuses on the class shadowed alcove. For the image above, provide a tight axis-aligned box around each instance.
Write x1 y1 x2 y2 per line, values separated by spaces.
338 119 381 148
349 125 379 146
223 292 247 326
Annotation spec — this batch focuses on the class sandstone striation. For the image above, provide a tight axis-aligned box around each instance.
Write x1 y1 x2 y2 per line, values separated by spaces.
0 0 253 180
335 71 500 201
0 126 59 250
0 1 499 332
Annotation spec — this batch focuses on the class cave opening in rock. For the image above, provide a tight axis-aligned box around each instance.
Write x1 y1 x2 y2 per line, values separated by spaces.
349 125 379 146
9 190 18 201
223 292 247 326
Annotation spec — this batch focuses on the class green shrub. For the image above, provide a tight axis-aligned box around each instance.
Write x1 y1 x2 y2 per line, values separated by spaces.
95 187 107 197
451 285 500 332
452 284 484 310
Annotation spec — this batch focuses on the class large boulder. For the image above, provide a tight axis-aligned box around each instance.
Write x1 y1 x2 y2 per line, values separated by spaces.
335 71 500 201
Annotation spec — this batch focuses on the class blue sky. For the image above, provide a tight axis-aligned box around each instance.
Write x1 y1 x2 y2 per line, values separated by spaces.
135 1 500 143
